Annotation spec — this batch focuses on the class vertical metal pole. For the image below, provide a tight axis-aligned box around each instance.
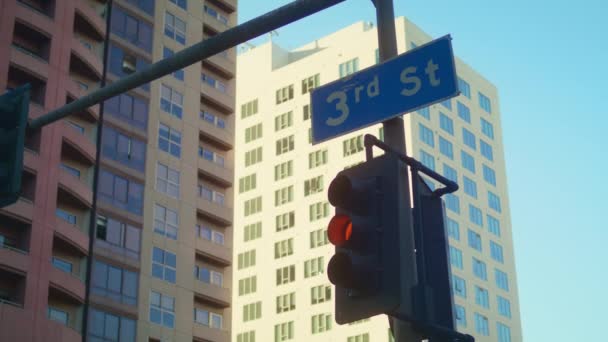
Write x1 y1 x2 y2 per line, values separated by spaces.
374 1 422 341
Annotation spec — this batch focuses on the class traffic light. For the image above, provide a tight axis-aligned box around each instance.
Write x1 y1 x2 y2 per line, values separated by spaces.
0 85 30 207
327 153 416 324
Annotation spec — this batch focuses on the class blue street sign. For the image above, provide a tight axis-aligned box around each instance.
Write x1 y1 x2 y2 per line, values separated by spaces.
311 35 459 144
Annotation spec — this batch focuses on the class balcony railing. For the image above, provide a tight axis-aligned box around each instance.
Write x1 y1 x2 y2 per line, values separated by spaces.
11 43 48 63
0 298 23 308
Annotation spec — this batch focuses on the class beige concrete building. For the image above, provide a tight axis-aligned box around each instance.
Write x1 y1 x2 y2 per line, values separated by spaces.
233 18 521 342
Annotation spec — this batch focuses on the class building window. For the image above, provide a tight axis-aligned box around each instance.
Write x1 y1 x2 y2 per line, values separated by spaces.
417 107 430 120
160 84 183 118
238 276 257 296
241 99 259 119
162 47 184 80
108 45 150 90
473 258 487 280
311 285 332 304
238 250 257 270
151 247 176 283
480 140 494 161
154 204 178 240
202 73 227 93
204 4 229 24
195 224 225 245
87 308 136 341
237 331 256 342
194 265 223 287
450 246 463 270
276 135 295 155
110 6 153 52
463 176 478 198
468 229 482 252
453 274 466 298
274 321 294 341
439 137 454 159
462 128 476 150
158 123 181 157
481 118 494 139
303 104 311 120
446 218 460 240
496 269 510 291
276 292 296 313
443 164 457 182
497 296 511 318
56 208 77 225
469 204 483 226
101 126 146 171
444 193 460 214
458 77 470 99
245 123 263 143
304 256 324 278
339 58 359 77
150 291 175 328
104 93 148 131
311 313 332 334
419 124 434 147
302 74 320 94
164 12 186 44
48 307 69 326
488 191 502 212
243 302 262 322
275 111 293 131
439 112 454 135
244 222 262 242
169 0 187 10
276 265 296 285
461 150 476 173
441 99 452 110
474 313 489 336
309 149 328 168
455 305 467 327
304 176 324 196
200 146 223 166
194 308 223 329
479 92 492 113
343 135 364 156
274 238 294 259
487 215 501 237
309 202 329 221
497 323 512 342
156 162 180 198
275 160 294 180
245 147 263 167
347 333 370 342
239 174 257 193
457 102 470 123
198 185 225 205
483 165 497 186
91 260 138 306
276 211 295 232
201 110 225 129
491 241 504 263
98 170 144 215
52 257 73 273
420 150 435 171
95 215 141 258
276 84 294 104
475 286 489 308
310 228 329 248
244 196 262 216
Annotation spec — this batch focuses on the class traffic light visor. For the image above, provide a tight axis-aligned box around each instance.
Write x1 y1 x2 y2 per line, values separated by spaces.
328 214 352 247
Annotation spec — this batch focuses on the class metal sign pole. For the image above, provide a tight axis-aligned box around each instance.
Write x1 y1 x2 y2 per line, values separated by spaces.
373 0 422 341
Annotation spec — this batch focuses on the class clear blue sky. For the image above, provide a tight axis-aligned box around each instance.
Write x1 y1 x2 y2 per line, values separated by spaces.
239 1 608 340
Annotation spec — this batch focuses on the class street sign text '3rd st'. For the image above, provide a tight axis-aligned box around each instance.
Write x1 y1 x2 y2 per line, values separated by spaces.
311 35 458 144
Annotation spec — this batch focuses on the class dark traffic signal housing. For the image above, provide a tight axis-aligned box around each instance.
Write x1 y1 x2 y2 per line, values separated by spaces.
327 153 414 324
0 85 30 207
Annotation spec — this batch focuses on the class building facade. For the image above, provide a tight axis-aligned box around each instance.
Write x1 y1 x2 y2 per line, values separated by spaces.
0 0 237 341
233 18 522 342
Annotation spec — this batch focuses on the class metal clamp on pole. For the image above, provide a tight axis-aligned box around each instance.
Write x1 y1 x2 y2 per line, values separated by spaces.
364 134 459 197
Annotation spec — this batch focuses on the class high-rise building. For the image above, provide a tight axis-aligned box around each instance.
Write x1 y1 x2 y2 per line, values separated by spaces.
0 0 237 341
233 18 521 342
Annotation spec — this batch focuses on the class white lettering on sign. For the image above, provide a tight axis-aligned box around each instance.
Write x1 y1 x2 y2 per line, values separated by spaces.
324 59 442 126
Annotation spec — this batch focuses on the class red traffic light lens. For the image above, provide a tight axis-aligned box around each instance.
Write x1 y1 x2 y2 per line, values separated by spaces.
328 214 353 247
